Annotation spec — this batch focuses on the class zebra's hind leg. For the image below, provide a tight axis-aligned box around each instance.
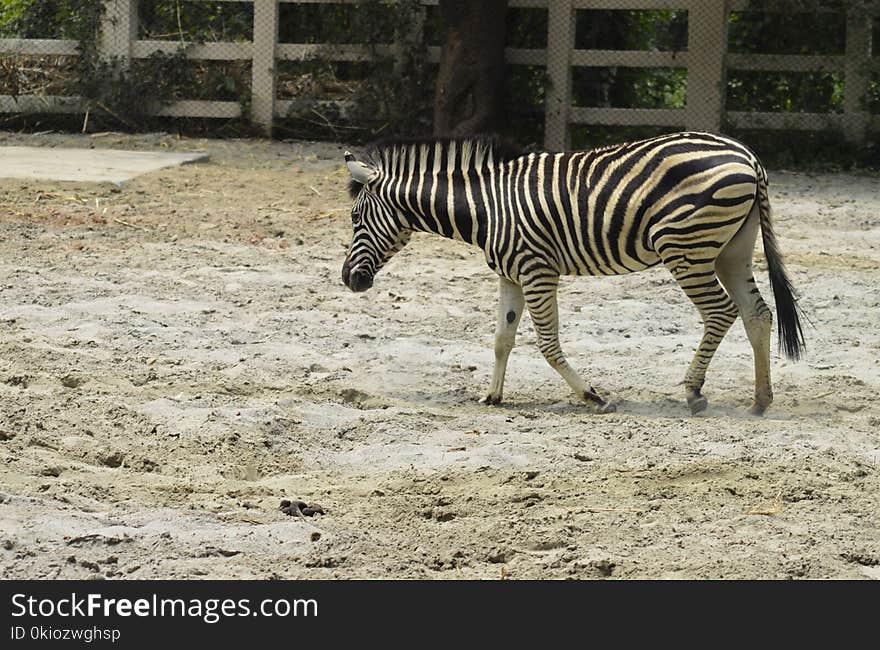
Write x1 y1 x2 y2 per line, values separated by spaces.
481 277 524 405
521 273 616 413
715 206 774 415
662 257 739 415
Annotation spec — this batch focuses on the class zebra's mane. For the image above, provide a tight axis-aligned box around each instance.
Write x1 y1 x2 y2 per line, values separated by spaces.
348 134 522 198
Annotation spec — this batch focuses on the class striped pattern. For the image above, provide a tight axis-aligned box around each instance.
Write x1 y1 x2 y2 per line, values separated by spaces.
342 132 805 415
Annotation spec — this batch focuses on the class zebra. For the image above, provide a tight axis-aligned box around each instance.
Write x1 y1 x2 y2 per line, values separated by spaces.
340 132 805 415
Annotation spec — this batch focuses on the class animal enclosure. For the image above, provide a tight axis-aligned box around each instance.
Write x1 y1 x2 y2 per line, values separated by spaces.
0 130 878 579
1 0 878 151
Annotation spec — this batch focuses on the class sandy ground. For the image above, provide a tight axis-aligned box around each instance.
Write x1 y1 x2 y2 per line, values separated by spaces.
0 130 878 580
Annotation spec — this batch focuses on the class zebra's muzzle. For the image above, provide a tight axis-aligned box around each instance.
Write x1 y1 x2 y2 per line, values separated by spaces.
342 259 373 292
348 268 373 292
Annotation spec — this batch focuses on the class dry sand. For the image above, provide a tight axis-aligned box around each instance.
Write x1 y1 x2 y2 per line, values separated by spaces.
0 131 878 579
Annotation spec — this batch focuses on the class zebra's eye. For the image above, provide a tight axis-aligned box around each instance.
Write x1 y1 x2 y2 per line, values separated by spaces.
351 210 361 226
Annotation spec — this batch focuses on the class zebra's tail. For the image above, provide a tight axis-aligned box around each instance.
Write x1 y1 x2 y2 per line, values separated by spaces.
756 167 807 361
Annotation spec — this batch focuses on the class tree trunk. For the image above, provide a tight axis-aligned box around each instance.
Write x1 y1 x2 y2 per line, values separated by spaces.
433 0 508 137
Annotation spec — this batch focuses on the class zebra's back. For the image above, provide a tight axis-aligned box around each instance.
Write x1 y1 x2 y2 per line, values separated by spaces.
503 132 763 279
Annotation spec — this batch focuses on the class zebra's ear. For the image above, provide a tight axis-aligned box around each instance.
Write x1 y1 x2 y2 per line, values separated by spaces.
345 151 378 185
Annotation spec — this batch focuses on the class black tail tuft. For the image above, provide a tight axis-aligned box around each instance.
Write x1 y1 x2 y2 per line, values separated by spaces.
757 174 807 361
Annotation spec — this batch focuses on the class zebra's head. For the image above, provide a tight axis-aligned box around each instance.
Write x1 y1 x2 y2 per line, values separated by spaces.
341 151 412 292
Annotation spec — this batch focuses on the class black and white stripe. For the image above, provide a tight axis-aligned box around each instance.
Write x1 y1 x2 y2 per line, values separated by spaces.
341 132 805 415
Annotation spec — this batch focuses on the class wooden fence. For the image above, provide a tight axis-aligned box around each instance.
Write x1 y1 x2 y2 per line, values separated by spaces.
0 0 877 149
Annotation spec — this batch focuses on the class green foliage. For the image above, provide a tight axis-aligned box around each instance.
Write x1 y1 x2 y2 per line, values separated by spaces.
0 0 98 39
1 0 214 129
502 9 690 147
727 128 879 171
727 71 845 114
726 9 847 118
0 0 30 35
279 1 396 44
506 64 546 150
574 10 687 111
2 0 877 168
572 67 686 110
575 9 687 51
728 9 845 55
278 0 433 141
505 6 548 49
138 1 253 42
77 50 195 123
870 71 880 112
571 125 680 151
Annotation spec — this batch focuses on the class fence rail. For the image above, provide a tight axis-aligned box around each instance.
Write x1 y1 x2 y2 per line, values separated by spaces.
1 0 877 150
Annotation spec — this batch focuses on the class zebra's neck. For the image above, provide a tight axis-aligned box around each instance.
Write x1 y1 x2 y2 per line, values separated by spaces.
367 138 509 247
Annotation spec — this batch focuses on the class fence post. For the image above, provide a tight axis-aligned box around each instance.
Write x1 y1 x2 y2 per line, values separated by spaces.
252 0 279 135
843 7 872 144
100 0 137 63
685 0 729 133
544 0 574 151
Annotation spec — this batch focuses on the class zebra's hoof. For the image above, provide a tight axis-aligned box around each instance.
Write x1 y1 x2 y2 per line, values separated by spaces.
599 401 617 414
749 391 772 416
687 394 709 415
480 394 502 406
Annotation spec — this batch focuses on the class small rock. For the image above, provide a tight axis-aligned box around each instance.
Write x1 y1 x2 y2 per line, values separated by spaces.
588 559 616 577
60 374 84 389
280 500 325 517
339 388 369 405
100 452 124 468
130 370 157 387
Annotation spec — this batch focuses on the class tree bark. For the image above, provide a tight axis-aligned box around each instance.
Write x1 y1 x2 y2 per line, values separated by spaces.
433 0 508 137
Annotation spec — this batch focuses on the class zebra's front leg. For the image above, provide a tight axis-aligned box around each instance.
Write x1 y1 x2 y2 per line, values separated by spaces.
522 275 616 413
481 277 524 405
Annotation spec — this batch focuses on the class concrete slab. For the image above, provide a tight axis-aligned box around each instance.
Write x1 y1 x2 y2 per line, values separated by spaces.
0 146 208 186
